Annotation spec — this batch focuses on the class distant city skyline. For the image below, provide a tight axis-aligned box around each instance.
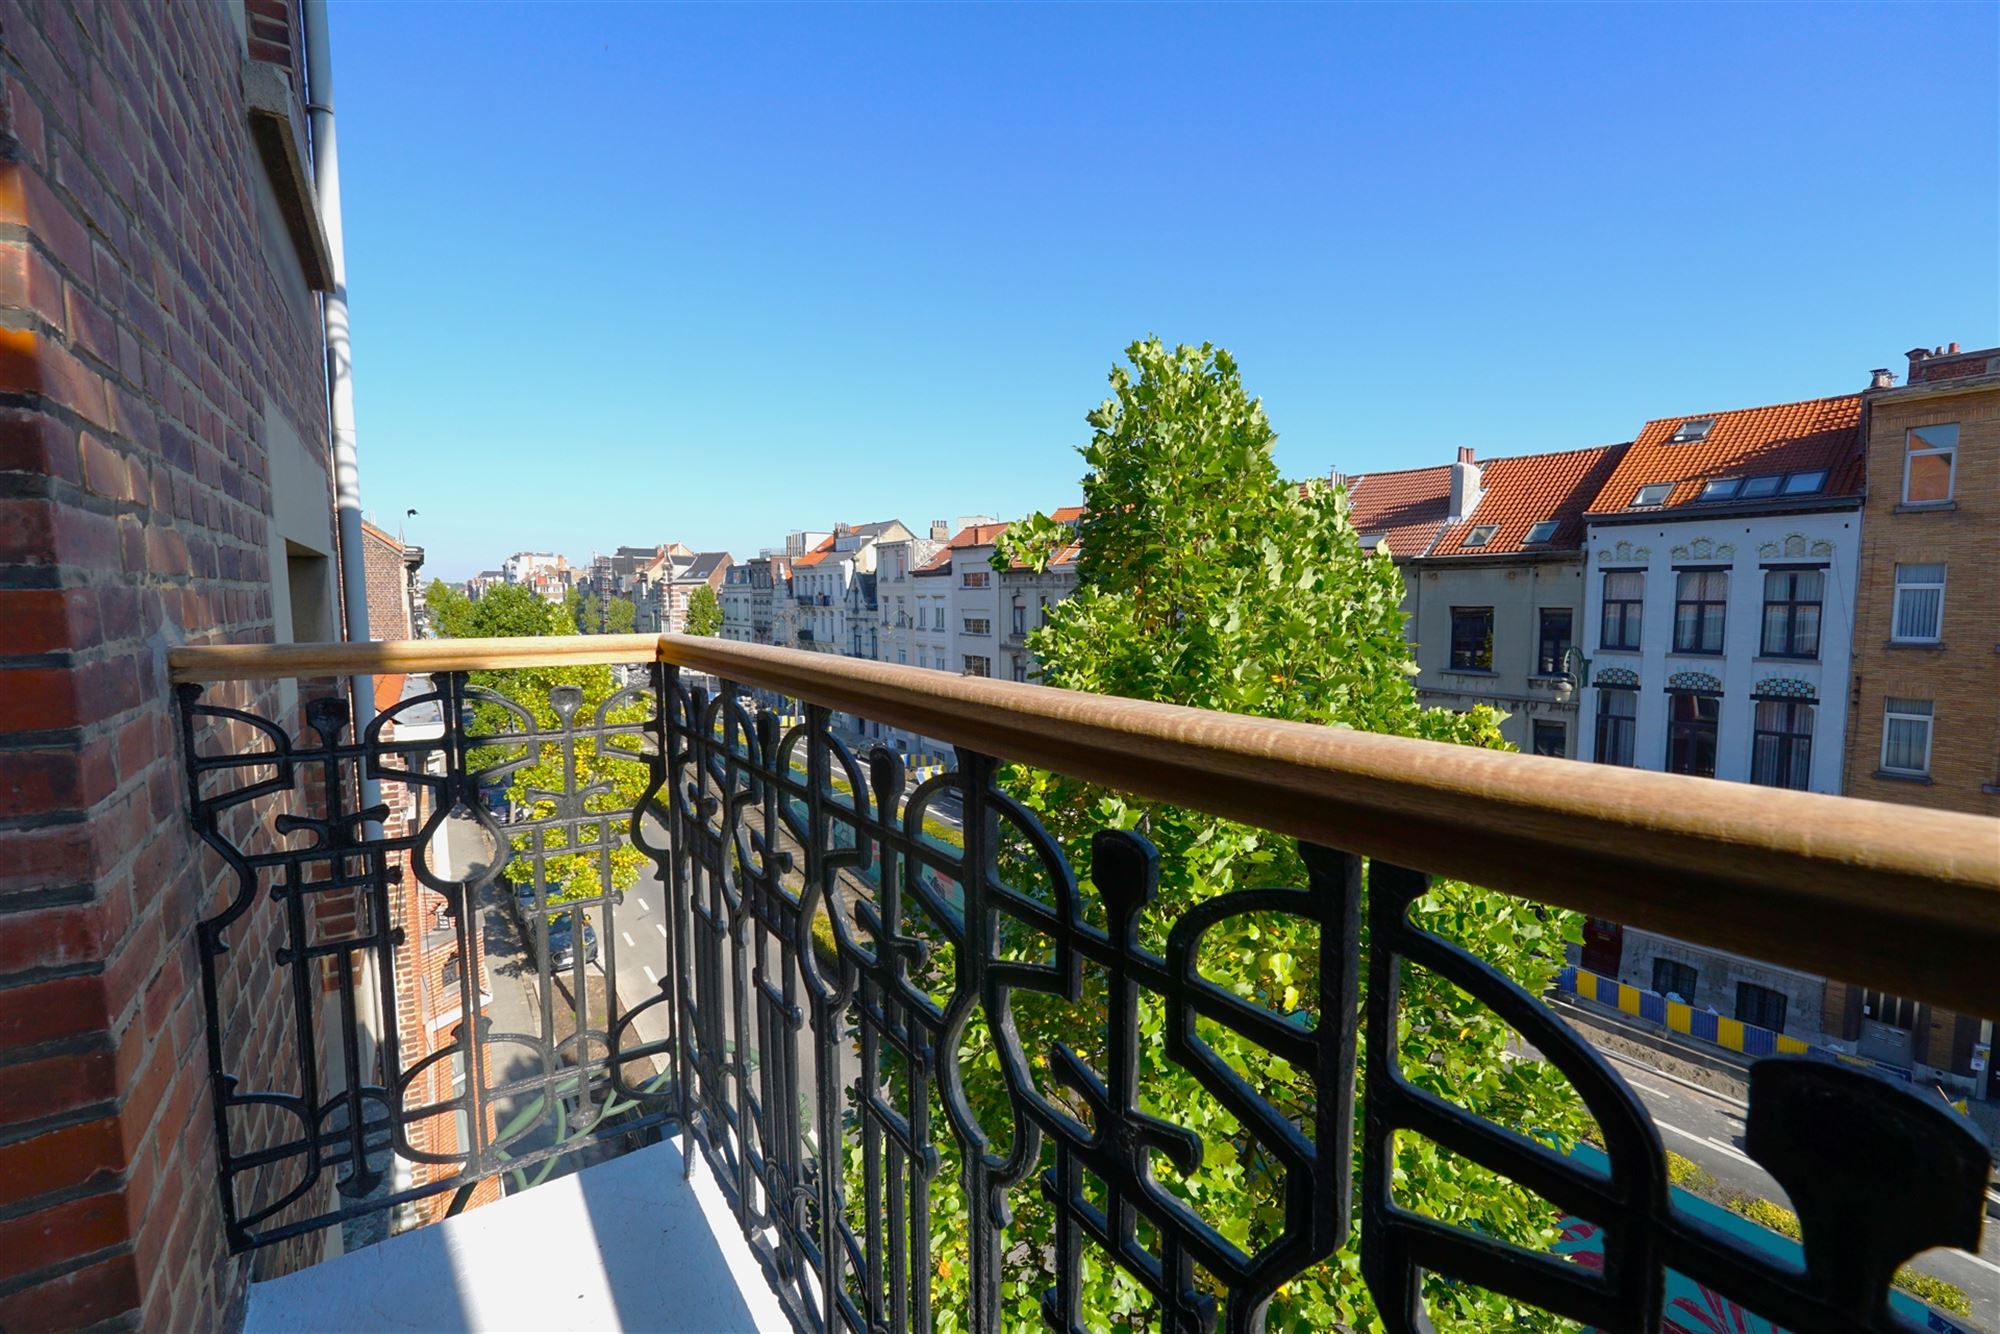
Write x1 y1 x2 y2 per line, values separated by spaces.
330 4 1999 578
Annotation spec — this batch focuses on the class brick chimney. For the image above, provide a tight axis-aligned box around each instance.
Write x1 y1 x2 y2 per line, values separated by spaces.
1906 341 1998 384
1869 368 1895 391
1448 447 1483 520
931 519 949 541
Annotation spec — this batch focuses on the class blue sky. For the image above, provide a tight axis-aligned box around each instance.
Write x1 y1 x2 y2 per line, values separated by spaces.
330 3 1999 579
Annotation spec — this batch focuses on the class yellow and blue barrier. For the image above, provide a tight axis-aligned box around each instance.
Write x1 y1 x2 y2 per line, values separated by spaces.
1560 966 1812 1059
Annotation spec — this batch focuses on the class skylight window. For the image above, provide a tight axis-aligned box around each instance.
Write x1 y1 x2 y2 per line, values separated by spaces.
1698 478 1742 502
1738 475 1782 498
1781 470 1826 495
1523 519 1560 544
1631 483 1673 507
1670 418 1715 444
1463 524 1499 548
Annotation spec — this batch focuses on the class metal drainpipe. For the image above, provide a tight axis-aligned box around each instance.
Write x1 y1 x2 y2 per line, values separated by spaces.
300 0 413 1231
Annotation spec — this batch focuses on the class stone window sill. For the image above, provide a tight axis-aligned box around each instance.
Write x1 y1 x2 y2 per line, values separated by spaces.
1871 769 1933 785
1441 668 1498 678
1884 640 1945 651
1751 656 1820 666
1891 500 1957 514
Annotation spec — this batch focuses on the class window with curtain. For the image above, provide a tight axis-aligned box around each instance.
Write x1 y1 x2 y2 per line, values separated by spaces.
1672 570 1728 654
1880 697 1933 775
1759 569 1822 658
1750 699 1813 790
1594 690 1636 766
1891 563 1945 642
1536 608 1573 675
1600 570 1643 649
1665 691 1720 777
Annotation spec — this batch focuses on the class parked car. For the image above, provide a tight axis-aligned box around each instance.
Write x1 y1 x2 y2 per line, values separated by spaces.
539 912 599 972
511 883 600 971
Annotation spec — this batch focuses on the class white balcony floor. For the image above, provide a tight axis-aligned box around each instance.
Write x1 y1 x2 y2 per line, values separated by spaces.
245 1138 789 1333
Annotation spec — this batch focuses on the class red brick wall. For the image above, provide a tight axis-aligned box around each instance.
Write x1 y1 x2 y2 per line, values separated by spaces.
362 520 410 640
0 5 335 1329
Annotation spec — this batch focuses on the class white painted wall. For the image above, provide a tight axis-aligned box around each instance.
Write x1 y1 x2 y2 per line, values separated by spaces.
1578 507 1861 793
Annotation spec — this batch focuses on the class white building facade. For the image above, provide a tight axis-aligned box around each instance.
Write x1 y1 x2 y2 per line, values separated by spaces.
1578 509 1861 791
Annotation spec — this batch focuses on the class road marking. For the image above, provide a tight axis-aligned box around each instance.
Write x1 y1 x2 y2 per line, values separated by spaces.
1948 1251 2000 1277
656 923 668 938
1625 1080 1675 1100
641 965 659 986
636 896 650 911
1700 1135 1759 1168
1654 1118 1755 1168
622 931 634 947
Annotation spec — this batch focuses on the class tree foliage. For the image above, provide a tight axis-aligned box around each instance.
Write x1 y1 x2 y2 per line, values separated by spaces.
684 583 722 637
425 577 476 640
934 338 1591 1330
432 583 649 907
575 590 637 636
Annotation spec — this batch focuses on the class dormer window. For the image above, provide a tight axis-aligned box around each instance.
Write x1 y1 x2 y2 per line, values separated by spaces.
1781 470 1826 495
1698 478 1742 502
1738 475 1782 499
1522 520 1559 544
1463 525 1499 548
1670 418 1715 444
1631 483 1673 507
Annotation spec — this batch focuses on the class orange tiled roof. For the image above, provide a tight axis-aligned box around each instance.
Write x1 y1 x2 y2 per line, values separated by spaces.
915 522 997 573
1344 465 1452 558
1584 394 1863 516
789 533 840 568
1427 444 1628 558
1049 505 1085 523
950 522 1011 548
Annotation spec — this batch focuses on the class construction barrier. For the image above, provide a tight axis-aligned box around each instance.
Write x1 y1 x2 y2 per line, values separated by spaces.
1562 966 1812 1059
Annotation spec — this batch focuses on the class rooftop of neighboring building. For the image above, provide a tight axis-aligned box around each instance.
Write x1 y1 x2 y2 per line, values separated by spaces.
1425 443 1628 559
676 551 732 582
791 533 840 568
1898 341 2000 387
1583 393 1863 518
916 520 1012 573
1343 464 1452 558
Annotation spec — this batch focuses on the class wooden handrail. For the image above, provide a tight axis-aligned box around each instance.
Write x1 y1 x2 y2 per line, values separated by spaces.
169 635 2000 1015
167 634 662 681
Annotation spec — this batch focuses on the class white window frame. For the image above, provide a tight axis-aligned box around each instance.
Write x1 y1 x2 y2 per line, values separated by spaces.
1889 564 1945 644
1901 424 1957 504
1880 698 1934 777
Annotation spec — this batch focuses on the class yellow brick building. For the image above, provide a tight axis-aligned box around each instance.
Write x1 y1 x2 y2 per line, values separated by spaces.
1836 343 2000 1094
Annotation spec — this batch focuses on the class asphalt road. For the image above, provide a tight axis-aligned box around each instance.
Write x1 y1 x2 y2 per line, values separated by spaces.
1595 1047 2000 1332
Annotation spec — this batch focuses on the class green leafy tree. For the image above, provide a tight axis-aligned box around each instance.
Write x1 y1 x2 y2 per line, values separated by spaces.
425 577 477 640
908 338 1585 1330
575 590 637 636
434 583 649 908
683 583 722 636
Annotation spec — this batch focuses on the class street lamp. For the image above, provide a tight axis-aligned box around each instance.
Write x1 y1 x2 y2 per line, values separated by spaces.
1550 646 1590 703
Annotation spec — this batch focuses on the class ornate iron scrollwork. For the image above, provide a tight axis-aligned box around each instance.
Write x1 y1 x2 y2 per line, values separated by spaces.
179 662 1989 1331
178 672 677 1250
1363 861 1989 1334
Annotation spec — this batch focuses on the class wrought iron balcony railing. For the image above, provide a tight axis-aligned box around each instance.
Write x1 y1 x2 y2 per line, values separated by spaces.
169 634 1997 1333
